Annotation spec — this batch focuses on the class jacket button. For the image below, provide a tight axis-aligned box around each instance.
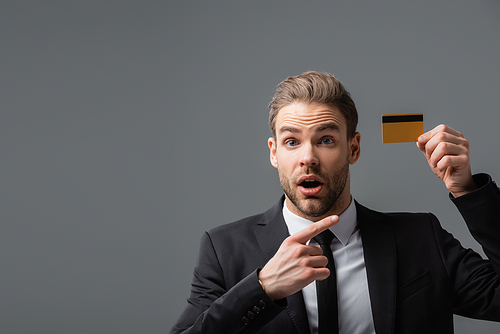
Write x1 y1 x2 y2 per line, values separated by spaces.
253 306 260 314
247 311 255 319
259 300 267 309
242 316 249 325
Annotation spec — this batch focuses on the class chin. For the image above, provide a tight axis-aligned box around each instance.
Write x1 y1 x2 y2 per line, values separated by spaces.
298 200 330 218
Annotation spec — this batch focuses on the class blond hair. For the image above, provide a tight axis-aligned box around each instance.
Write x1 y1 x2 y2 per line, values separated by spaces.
268 71 358 138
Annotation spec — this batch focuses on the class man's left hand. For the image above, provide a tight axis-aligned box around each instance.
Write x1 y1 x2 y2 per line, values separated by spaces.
417 124 477 197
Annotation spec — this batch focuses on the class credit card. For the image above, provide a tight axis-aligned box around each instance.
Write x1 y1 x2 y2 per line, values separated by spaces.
382 113 424 143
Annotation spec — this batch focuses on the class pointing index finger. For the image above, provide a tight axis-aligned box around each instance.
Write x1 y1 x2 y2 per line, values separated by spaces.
290 215 339 245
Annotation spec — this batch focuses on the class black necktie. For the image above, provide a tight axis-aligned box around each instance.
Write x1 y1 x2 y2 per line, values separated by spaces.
313 229 339 334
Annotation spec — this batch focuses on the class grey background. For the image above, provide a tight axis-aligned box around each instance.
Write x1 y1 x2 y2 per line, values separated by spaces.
1 1 499 333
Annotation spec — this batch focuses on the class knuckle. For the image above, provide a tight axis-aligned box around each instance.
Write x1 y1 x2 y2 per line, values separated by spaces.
292 245 306 258
302 267 314 279
457 155 467 164
461 138 470 148
316 268 330 281
436 132 447 141
308 223 319 235
438 141 448 151
441 156 452 166
299 257 310 268
437 124 447 132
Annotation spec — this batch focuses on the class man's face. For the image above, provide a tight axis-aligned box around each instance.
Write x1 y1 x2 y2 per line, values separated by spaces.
268 102 360 221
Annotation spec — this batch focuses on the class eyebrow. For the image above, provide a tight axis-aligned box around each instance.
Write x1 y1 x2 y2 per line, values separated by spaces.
278 122 340 134
278 126 300 135
312 122 341 132
278 122 341 135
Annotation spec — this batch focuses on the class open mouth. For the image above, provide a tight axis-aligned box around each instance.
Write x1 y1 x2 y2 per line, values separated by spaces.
300 180 323 188
297 176 324 196
297 175 324 197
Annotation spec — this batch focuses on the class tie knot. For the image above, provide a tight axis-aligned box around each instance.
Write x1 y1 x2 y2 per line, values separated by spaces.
313 229 334 246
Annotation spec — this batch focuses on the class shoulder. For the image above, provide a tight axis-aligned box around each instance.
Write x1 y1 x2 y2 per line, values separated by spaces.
206 196 285 239
356 201 435 223
355 202 453 259
355 200 440 236
207 212 265 237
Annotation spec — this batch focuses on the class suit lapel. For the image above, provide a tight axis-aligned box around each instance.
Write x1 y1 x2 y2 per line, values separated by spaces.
356 201 397 334
254 196 311 334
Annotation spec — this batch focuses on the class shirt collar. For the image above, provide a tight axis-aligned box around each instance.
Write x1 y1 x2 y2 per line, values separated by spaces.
282 197 357 246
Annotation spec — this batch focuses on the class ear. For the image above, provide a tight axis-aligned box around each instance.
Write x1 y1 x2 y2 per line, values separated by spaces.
268 137 278 168
348 132 361 165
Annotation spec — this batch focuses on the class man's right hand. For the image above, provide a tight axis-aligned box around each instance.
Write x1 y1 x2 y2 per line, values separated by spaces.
258 215 339 301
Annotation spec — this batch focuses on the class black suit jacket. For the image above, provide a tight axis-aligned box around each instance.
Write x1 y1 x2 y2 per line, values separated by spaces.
171 174 500 334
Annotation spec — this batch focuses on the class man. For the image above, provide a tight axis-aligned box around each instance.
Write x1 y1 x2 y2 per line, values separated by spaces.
171 71 500 333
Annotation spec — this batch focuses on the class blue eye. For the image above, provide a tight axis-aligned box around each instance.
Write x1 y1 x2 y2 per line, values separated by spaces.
321 137 333 145
286 140 298 147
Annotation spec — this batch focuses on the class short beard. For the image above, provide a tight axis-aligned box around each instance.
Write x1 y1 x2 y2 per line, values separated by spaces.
279 159 349 219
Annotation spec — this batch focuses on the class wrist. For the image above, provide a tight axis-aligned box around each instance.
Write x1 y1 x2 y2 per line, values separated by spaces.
258 269 279 301
258 279 266 292
450 180 478 198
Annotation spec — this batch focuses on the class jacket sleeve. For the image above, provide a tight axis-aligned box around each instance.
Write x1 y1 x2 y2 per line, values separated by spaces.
169 231 286 334
444 173 500 319
451 173 500 276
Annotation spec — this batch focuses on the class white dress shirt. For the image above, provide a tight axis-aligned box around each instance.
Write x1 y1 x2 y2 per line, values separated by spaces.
283 198 376 334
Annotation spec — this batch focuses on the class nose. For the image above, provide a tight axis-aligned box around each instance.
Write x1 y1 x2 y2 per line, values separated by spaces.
299 143 319 168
